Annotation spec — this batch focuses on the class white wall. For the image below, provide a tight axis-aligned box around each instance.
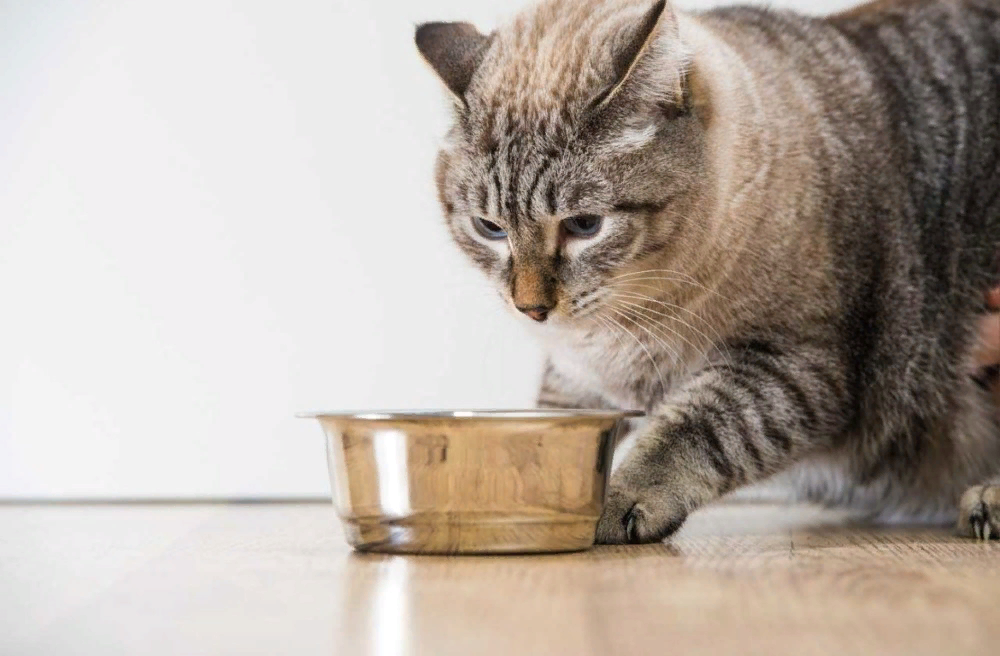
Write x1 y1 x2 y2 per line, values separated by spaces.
0 0 856 499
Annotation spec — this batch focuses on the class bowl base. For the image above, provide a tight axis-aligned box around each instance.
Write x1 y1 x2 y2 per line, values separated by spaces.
341 514 598 555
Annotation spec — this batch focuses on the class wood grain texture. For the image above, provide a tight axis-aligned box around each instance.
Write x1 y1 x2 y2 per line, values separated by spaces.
2 502 998 655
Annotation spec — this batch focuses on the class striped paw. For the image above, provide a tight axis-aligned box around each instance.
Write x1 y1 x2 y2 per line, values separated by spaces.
957 484 1000 540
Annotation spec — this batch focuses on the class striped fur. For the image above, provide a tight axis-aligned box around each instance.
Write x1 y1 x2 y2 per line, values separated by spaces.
417 0 1000 543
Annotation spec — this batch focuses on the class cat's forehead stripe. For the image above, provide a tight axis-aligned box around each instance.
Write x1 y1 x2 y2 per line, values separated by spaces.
503 138 524 227
477 182 488 215
471 132 567 222
523 156 555 219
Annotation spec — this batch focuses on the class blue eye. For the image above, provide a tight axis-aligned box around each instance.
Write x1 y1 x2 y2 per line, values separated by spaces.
472 216 507 240
563 215 603 237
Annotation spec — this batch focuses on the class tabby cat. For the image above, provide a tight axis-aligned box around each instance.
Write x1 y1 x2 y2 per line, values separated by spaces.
415 0 1000 543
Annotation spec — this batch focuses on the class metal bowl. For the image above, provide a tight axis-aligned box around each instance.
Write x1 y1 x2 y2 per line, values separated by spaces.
300 410 641 554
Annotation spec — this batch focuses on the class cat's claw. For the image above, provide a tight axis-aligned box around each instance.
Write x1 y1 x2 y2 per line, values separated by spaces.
959 486 1000 541
625 505 640 544
595 482 688 545
973 510 995 542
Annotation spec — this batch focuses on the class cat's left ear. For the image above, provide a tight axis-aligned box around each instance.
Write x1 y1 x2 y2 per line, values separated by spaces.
415 22 492 105
590 0 671 112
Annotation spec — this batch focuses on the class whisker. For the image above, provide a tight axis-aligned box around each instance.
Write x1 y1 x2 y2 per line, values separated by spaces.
610 290 735 369
602 311 666 394
612 297 712 365
595 315 631 369
607 272 733 303
610 267 713 287
609 306 683 377
606 279 740 357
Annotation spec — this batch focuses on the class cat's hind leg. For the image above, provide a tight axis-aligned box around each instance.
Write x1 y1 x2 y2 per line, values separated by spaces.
958 477 1000 540
958 305 1000 540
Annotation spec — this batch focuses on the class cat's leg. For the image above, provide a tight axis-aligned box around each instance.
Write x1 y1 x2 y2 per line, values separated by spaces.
958 477 1000 540
596 340 845 544
958 299 1000 539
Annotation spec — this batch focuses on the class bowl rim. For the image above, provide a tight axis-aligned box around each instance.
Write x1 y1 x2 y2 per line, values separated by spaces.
297 409 644 421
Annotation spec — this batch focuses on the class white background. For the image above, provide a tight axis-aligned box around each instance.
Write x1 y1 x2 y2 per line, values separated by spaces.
0 0 854 499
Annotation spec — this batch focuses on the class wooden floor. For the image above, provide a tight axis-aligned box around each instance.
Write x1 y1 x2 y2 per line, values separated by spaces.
2 501 998 655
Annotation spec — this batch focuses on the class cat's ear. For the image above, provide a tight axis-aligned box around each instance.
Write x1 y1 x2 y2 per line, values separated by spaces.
590 0 670 112
415 22 491 104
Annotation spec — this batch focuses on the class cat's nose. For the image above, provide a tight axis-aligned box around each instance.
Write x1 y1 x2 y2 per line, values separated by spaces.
511 265 557 322
516 304 553 322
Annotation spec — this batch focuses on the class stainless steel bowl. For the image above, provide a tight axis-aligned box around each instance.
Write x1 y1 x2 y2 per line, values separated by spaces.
300 410 641 554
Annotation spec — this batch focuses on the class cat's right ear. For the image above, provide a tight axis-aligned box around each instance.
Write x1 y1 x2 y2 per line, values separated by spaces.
415 22 491 105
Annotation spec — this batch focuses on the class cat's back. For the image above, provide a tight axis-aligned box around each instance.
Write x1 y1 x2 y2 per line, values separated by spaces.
702 0 1000 270
826 0 1000 138
702 0 1000 137
826 0 1000 265
830 0 998 27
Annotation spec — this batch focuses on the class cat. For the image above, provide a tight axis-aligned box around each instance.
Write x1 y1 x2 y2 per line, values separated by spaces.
414 0 1000 543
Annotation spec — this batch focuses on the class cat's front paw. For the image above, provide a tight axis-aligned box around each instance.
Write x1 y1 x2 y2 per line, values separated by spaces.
595 478 688 544
958 484 1000 540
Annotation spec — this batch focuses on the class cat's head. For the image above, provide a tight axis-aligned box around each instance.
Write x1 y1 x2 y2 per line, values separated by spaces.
417 0 707 326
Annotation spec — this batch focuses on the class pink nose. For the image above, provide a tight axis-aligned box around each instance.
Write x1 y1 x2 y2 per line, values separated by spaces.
516 304 551 322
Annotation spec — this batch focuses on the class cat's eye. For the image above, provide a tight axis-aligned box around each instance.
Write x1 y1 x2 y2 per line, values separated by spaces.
472 216 507 240
562 214 603 237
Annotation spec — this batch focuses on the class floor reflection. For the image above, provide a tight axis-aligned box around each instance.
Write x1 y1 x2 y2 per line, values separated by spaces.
337 550 620 656
371 556 411 656
335 554 413 656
